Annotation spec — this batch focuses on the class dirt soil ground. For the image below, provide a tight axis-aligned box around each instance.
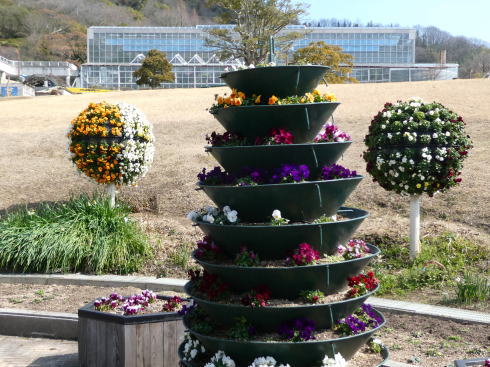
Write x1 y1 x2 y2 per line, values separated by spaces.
0 79 489 282
0 283 184 313
0 284 488 367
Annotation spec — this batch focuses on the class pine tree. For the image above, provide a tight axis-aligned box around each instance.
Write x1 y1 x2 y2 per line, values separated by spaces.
133 49 175 89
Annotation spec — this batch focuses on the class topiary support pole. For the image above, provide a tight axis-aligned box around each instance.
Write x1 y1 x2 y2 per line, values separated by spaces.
107 183 116 208
409 195 421 259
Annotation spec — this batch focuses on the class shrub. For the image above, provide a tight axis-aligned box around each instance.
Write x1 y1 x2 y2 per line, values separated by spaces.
0 195 151 273
456 272 490 304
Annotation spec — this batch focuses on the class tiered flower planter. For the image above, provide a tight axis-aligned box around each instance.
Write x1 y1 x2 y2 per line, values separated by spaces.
181 65 386 367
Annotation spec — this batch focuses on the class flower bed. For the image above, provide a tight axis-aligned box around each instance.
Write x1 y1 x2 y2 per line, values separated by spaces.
209 89 336 114
78 292 187 367
93 290 185 315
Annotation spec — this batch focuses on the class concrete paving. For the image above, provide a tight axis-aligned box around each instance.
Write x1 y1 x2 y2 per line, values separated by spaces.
0 335 78 367
0 335 414 367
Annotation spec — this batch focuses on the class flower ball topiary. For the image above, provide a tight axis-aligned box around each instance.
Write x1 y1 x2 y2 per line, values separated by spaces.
363 97 472 197
68 102 155 185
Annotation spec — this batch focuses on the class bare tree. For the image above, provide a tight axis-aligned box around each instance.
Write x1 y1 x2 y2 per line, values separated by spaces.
204 0 308 65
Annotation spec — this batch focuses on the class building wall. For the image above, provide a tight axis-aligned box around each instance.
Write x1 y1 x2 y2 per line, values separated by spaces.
82 25 456 89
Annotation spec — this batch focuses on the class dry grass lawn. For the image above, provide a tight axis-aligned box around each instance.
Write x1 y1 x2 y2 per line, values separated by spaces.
0 79 489 275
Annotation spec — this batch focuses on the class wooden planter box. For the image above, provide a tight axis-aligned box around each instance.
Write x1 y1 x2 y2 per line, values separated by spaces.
78 296 185 367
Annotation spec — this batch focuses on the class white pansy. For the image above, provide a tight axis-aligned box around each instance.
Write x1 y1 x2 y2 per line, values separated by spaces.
445 131 450 137
223 206 231 214
202 214 215 223
205 206 219 216
115 103 155 185
381 124 386 129
182 332 204 361
226 210 238 223
206 351 236 367
272 210 282 220
322 352 347 367
432 133 438 139
186 211 199 222
387 133 393 139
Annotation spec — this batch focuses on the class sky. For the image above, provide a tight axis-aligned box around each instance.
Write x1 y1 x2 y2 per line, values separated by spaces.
299 0 490 43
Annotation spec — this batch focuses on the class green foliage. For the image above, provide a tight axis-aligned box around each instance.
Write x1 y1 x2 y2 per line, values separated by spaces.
133 49 175 88
112 0 148 10
455 272 490 304
372 233 489 296
0 4 29 38
205 0 307 65
227 316 253 340
168 242 193 269
0 37 25 48
292 41 357 83
0 195 151 274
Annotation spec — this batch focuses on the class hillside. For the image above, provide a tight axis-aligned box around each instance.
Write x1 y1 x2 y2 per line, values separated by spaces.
0 0 218 64
0 79 489 254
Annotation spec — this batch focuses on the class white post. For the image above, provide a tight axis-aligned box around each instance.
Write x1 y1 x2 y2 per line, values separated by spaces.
106 183 116 208
409 195 422 259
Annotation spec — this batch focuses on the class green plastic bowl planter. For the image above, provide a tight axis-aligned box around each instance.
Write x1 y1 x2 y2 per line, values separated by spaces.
183 308 385 367
199 177 362 222
211 102 340 144
219 65 330 99
195 207 368 259
185 282 378 330
178 338 390 367
191 244 379 298
205 142 352 176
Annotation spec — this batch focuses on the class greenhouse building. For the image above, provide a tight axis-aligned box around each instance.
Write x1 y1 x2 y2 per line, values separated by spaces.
80 25 458 89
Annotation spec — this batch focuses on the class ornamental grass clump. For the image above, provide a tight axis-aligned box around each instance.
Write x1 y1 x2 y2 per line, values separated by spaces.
0 195 150 273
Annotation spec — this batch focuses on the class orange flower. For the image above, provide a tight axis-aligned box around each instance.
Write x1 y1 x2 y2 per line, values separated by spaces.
238 91 246 99
217 96 224 105
268 95 278 105
255 95 261 104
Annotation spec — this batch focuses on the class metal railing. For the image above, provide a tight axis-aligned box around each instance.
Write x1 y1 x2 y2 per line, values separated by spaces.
0 55 16 65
